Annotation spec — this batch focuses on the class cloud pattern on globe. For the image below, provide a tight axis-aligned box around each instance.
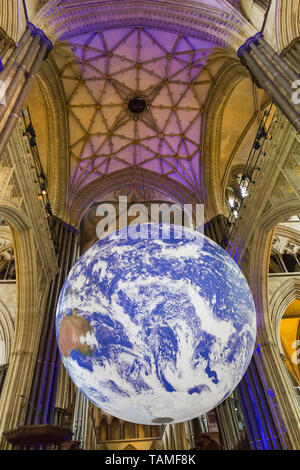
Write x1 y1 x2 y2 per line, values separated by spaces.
56 223 256 425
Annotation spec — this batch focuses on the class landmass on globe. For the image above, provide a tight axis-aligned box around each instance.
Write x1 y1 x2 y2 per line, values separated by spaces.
59 308 95 357
56 223 256 425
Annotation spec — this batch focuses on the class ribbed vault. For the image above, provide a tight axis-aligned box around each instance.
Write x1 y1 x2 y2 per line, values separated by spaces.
52 26 232 201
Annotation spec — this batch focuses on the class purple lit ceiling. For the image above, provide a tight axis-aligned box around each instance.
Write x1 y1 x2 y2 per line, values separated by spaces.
52 27 217 196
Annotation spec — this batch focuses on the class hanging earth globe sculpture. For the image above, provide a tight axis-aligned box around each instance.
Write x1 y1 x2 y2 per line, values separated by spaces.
56 223 256 425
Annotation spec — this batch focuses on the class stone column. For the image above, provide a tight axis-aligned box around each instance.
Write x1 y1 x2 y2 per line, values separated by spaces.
0 22 52 153
85 402 98 450
259 38 298 82
214 394 248 450
205 215 291 450
24 219 79 427
186 420 195 448
236 352 287 450
72 390 89 448
250 43 294 96
285 48 300 74
205 214 295 449
55 363 76 418
0 35 40 120
238 33 300 133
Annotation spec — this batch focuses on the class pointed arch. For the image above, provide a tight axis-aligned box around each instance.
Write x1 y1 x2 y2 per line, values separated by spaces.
242 200 300 450
0 299 14 366
35 58 69 220
66 168 199 228
202 59 250 220
269 278 300 353
0 203 39 447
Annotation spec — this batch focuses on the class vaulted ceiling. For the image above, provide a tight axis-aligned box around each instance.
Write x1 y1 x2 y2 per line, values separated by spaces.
52 27 226 198
21 0 270 219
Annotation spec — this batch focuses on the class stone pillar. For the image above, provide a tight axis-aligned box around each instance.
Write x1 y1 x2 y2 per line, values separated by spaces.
236 352 287 450
205 215 291 450
250 43 294 96
285 46 300 74
24 219 79 428
190 418 202 448
186 420 195 449
85 402 98 450
0 22 52 153
72 390 89 448
237 33 300 133
55 363 76 418
259 38 298 82
214 394 248 450
0 34 40 119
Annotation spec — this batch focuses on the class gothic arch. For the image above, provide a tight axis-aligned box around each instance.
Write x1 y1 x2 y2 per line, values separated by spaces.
269 278 300 357
243 200 300 449
275 225 300 248
66 168 199 228
0 299 14 365
35 58 69 220
202 59 250 220
249 199 300 325
0 203 39 447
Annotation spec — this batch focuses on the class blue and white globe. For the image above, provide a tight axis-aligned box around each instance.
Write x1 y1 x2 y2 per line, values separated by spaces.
56 223 256 425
